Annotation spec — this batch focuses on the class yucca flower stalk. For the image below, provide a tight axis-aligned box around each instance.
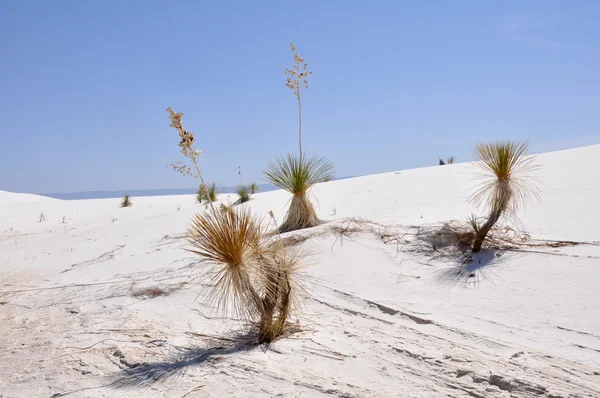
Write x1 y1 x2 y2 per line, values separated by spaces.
285 42 312 160
470 140 539 252
166 108 213 205
264 153 334 232
187 206 305 343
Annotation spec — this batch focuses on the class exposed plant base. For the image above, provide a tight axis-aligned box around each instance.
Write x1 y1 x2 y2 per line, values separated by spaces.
278 194 321 233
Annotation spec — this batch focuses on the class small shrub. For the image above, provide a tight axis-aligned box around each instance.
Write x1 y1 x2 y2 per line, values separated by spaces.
439 156 455 165
121 195 132 208
236 185 251 204
187 206 306 343
198 182 220 204
249 182 259 195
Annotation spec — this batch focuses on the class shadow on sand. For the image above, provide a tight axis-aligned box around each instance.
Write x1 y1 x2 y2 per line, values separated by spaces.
436 250 510 289
110 337 259 390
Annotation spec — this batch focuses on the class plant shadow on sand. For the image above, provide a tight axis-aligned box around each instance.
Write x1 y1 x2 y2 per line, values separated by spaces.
435 250 515 289
110 331 260 391
50 334 260 397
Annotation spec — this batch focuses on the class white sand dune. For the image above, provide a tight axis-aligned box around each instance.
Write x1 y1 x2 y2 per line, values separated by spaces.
1 145 599 397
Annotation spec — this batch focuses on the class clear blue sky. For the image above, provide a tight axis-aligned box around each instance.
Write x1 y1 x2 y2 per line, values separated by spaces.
1 1 598 194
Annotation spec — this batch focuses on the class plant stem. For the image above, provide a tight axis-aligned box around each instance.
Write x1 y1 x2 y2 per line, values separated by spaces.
297 90 302 160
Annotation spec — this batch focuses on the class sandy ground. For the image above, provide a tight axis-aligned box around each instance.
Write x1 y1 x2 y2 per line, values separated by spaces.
1 145 600 397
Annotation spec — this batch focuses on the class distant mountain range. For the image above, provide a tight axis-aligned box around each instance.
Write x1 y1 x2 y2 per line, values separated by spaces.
41 177 353 200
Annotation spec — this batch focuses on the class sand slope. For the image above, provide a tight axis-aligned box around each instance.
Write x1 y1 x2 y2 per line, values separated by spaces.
1 145 599 397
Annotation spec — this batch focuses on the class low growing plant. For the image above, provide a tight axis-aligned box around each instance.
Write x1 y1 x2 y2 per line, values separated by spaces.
236 185 252 204
187 206 305 343
264 153 334 232
198 182 220 204
121 195 132 208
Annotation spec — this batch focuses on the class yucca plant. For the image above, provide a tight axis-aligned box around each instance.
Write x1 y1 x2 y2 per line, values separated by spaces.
470 140 539 252
236 185 252 204
264 153 334 232
121 195 132 208
187 206 304 343
198 182 220 204
249 182 259 195
439 156 455 165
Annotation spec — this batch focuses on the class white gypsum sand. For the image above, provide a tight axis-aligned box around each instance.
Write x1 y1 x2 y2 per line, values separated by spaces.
1 145 599 397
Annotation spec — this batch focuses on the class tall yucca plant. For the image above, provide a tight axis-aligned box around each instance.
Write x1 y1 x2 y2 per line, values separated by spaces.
264 153 334 233
187 206 305 343
470 140 539 252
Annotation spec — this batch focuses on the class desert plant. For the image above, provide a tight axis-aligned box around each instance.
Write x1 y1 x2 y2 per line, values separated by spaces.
264 153 334 232
39 212 45 222
166 108 213 206
285 42 312 160
470 140 538 252
121 195 132 208
187 206 304 343
236 185 252 204
249 182 259 195
439 156 455 165
198 182 220 204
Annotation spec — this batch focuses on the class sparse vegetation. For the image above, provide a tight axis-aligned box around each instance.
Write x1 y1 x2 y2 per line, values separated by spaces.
264 153 334 232
198 182 220 204
187 206 305 343
439 156 455 165
249 182 259 195
236 185 252 204
39 212 45 222
469 140 539 252
121 195 132 208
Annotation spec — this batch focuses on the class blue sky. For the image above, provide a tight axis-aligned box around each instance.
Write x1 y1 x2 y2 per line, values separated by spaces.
1 1 598 194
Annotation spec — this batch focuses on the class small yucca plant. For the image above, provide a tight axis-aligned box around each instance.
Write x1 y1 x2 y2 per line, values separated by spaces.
249 182 259 195
187 207 305 343
198 182 220 204
439 156 455 165
264 153 334 232
121 195 132 208
236 185 252 204
470 140 539 252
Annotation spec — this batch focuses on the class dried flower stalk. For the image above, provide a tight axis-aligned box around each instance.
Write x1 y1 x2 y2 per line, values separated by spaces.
166 107 208 190
285 42 312 160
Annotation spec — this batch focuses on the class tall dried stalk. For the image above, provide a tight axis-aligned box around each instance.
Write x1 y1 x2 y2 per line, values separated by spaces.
166 108 209 192
285 43 312 160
